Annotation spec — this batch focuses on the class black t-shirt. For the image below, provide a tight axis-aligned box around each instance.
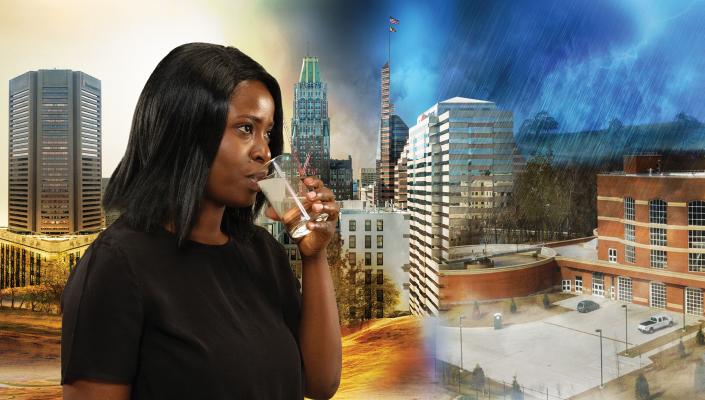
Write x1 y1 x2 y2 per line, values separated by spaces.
60 216 304 399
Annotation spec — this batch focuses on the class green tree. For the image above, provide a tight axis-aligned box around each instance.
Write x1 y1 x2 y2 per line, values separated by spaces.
635 373 650 400
511 376 524 400
471 363 485 391
327 233 366 327
25 254 70 314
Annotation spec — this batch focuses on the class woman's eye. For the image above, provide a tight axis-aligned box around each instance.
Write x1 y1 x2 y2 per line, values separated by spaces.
265 131 272 141
238 125 252 134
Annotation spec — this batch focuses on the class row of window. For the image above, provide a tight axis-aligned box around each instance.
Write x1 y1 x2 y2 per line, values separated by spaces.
348 252 384 266
561 277 703 315
348 235 384 249
610 246 669 269
624 198 705 225
349 219 384 232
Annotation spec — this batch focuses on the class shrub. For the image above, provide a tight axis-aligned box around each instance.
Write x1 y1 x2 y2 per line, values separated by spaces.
471 364 485 390
635 373 650 400
473 301 481 319
695 360 705 392
697 325 705 346
511 376 524 400
510 298 518 314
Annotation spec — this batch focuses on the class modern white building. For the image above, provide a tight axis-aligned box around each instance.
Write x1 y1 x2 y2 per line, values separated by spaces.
406 97 517 315
338 201 411 313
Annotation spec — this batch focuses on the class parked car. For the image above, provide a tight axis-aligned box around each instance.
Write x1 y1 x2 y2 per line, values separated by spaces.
638 314 673 333
577 300 600 313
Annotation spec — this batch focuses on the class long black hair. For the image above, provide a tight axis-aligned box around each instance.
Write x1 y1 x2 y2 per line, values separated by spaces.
103 43 284 248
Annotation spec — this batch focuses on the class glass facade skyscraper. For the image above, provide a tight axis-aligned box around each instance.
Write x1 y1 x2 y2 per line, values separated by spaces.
291 56 331 186
8 70 102 235
376 63 408 206
406 97 516 315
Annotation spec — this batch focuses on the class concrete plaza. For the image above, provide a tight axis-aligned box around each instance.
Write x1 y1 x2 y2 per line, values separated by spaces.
436 294 702 399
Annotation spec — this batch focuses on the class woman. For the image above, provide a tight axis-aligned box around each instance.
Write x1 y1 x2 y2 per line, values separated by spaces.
61 43 342 399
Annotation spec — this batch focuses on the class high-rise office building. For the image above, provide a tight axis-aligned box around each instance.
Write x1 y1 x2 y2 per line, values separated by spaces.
329 155 353 200
360 168 377 189
406 97 516 315
375 63 408 206
394 141 410 210
291 56 330 186
8 70 102 235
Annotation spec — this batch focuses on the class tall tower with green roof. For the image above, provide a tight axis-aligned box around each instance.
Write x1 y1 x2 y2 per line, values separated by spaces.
291 56 330 186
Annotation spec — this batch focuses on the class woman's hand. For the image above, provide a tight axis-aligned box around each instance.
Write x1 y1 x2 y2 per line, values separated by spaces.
265 176 339 259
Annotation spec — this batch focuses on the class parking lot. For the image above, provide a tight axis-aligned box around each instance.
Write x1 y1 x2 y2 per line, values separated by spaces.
436 294 703 399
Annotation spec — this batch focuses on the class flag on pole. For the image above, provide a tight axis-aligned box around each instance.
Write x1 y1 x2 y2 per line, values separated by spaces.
390 16 399 24
389 26 396 32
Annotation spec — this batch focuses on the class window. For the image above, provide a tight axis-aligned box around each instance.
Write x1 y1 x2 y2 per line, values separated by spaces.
348 252 356 266
617 277 632 301
689 201 705 226
376 269 383 285
624 224 635 242
575 277 583 294
365 269 371 284
365 235 371 248
377 220 384 231
592 272 604 297
689 230 705 249
377 235 384 248
689 253 705 272
377 252 383 266
365 219 371 231
349 235 356 249
608 248 617 263
562 280 572 293
686 287 703 316
650 282 666 309
624 197 635 221
649 199 667 224
651 250 667 269
650 227 667 246
365 252 372 266
625 245 636 263
349 220 356 231
376 288 384 302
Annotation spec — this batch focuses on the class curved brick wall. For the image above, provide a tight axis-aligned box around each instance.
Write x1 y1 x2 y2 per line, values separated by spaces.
439 258 560 304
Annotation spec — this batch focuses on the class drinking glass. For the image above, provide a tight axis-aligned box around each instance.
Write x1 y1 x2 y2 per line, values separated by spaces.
257 154 329 238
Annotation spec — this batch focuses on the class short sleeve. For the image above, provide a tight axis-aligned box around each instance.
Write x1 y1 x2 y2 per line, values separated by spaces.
260 228 302 340
60 238 143 385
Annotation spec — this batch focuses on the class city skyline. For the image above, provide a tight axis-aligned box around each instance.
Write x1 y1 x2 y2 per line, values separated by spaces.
3 0 705 228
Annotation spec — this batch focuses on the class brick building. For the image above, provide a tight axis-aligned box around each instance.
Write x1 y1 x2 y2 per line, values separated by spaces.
559 155 705 316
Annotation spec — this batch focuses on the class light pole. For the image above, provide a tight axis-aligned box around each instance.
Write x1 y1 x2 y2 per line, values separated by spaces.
459 314 465 394
622 304 629 355
596 329 604 389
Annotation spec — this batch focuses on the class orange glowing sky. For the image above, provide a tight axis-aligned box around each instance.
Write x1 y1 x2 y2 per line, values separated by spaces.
0 0 375 226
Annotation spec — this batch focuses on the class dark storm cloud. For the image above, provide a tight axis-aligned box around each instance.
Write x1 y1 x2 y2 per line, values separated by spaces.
264 0 705 167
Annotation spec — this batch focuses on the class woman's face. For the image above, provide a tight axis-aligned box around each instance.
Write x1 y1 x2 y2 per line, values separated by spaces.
205 79 274 208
